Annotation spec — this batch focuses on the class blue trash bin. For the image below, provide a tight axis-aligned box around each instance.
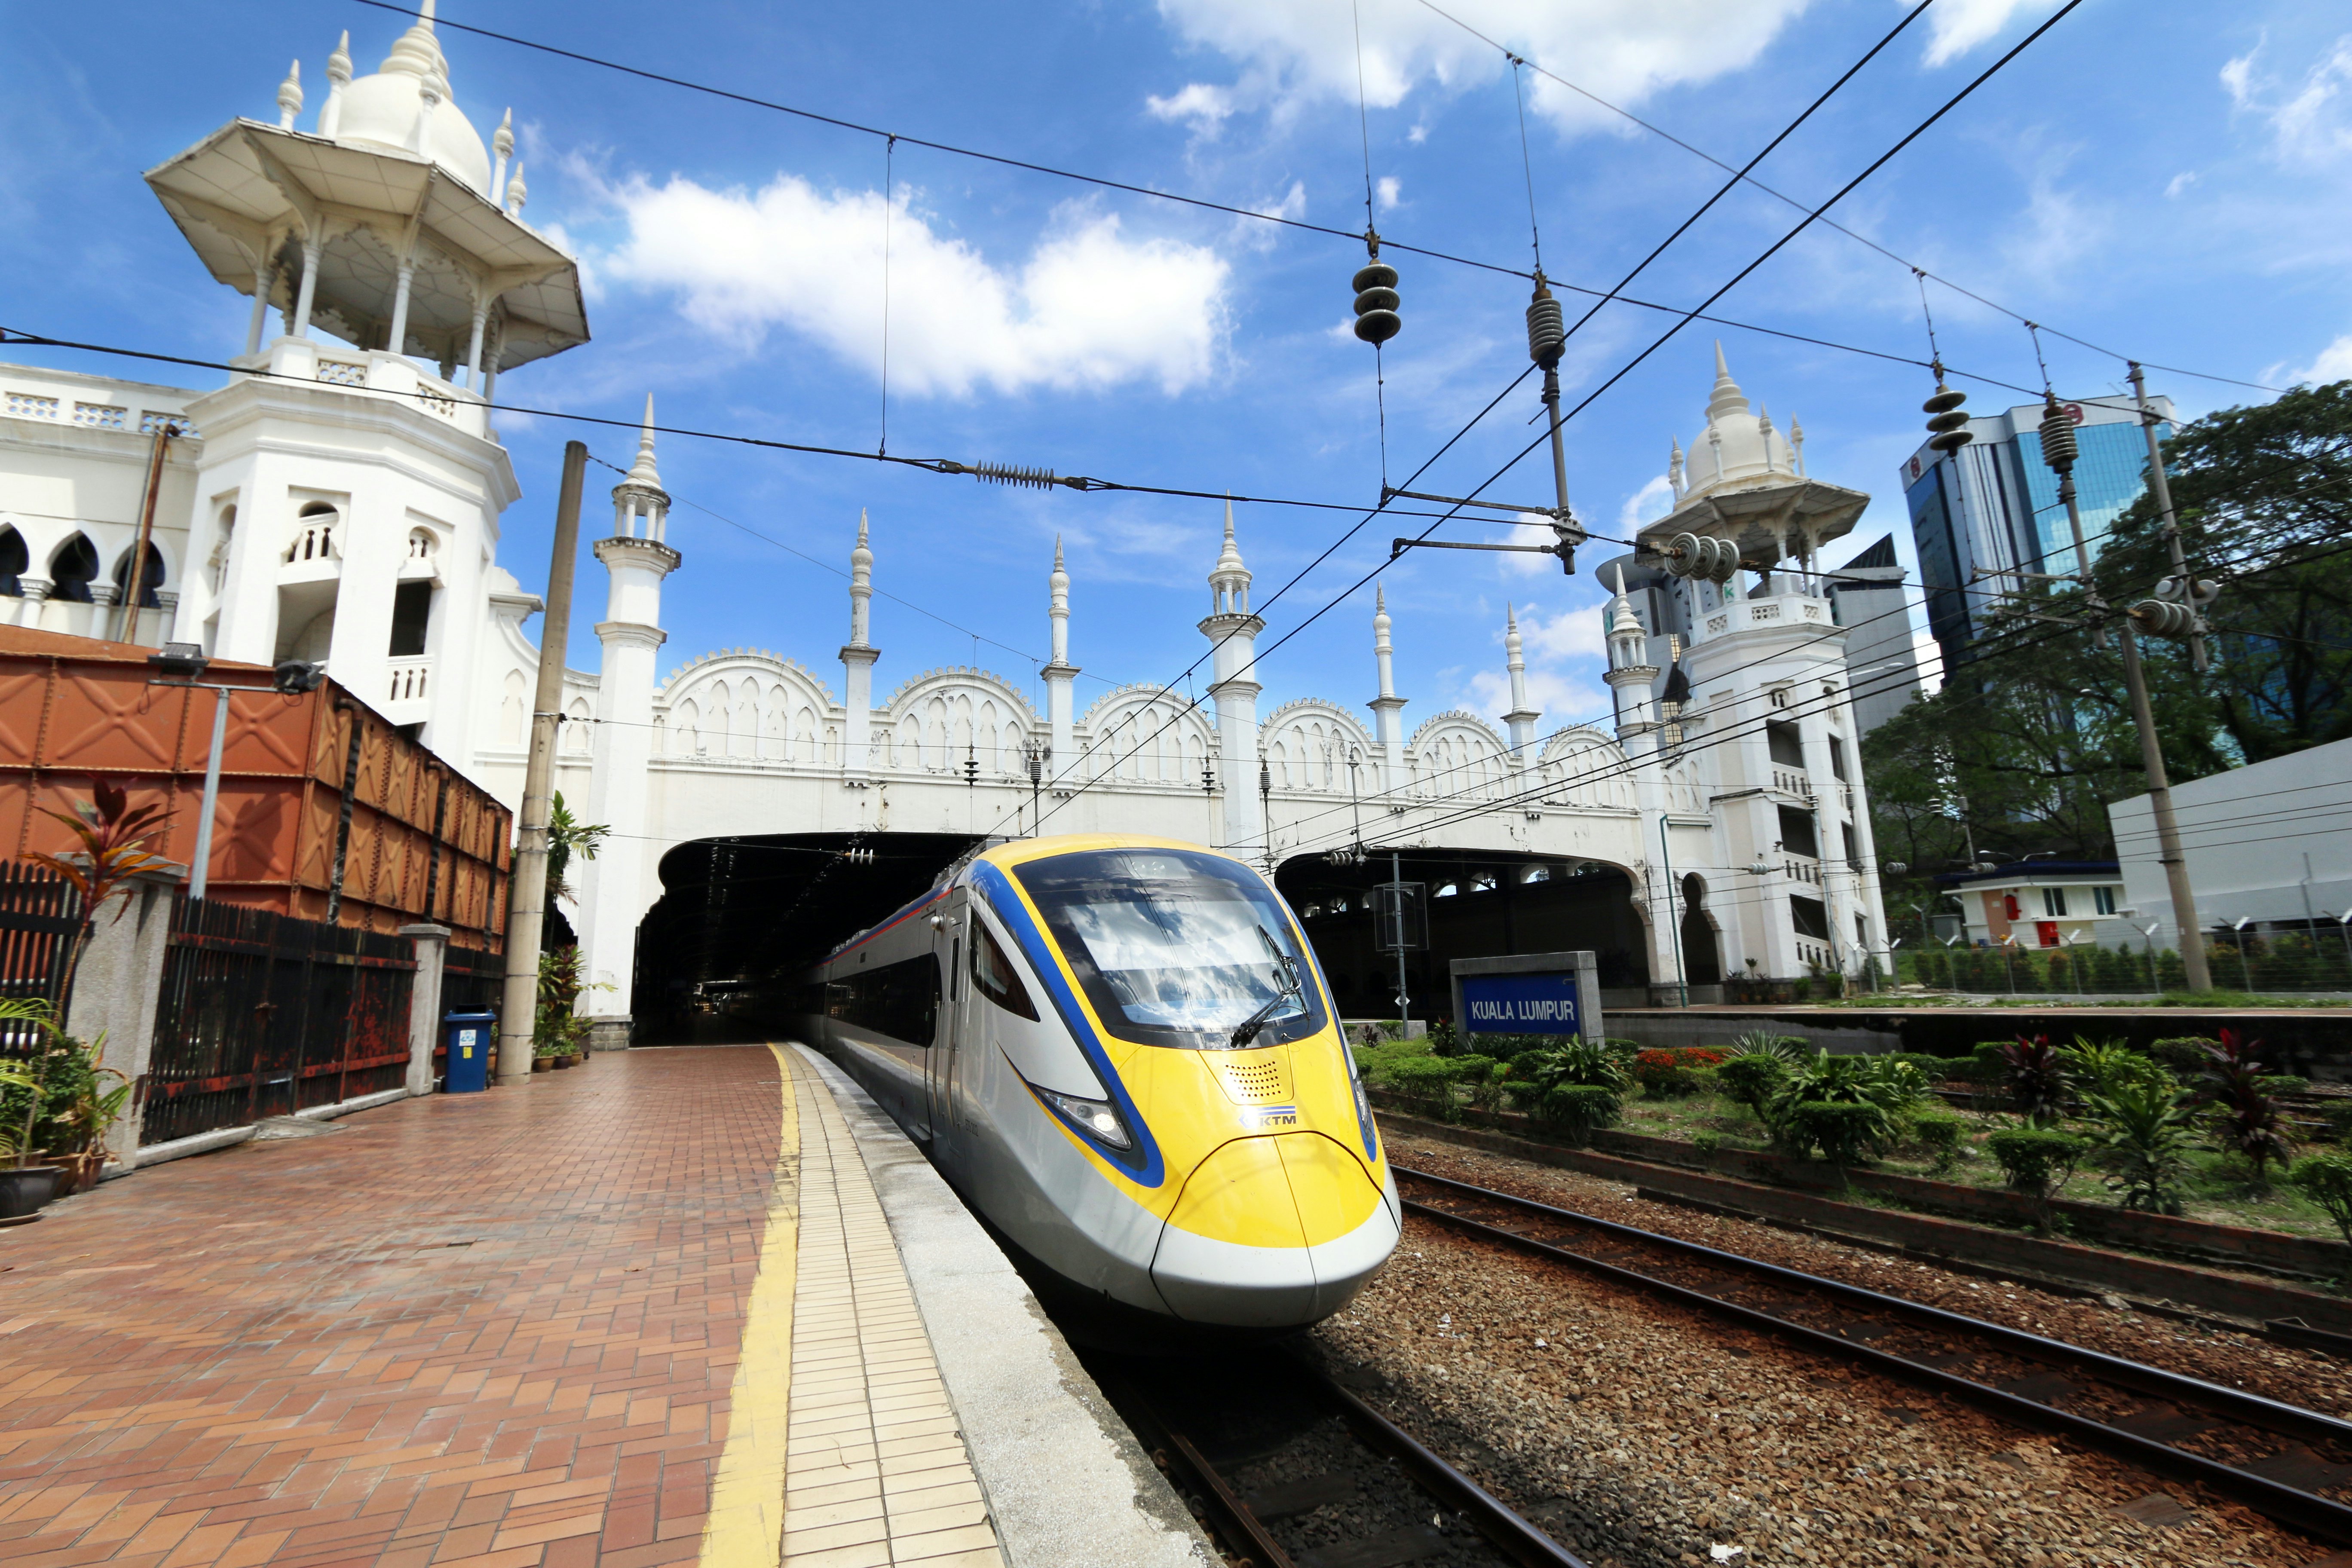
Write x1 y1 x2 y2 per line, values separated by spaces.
443 1011 497 1093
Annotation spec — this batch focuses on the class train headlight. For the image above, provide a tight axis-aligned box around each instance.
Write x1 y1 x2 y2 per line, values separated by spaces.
1034 1085 1133 1150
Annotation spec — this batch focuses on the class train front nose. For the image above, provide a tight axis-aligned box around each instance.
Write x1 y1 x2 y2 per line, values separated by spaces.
1148 1133 1400 1328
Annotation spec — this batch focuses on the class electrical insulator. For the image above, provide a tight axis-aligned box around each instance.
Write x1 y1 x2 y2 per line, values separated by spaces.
1923 381 1972 453
1352 255 1401 346
1662 532 1739 584
1525 278 1563 368
2037 396 2079 475
2131 600 2197 638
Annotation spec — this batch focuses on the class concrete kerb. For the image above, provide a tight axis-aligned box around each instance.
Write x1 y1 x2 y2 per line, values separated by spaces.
110 1086 415 1176
787 1042 1217 1568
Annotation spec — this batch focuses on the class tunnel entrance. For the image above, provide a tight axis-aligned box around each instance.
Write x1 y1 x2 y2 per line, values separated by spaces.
1276 850 1650 1027
631 832 979 1043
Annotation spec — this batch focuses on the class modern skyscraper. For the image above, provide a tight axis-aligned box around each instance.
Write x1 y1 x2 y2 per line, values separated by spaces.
1824 535 1923 736
1901 392 2173 676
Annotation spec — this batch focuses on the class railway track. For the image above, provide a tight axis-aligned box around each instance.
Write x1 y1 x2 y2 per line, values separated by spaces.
1395 1161 2352 1549
1087 1345 1585 1568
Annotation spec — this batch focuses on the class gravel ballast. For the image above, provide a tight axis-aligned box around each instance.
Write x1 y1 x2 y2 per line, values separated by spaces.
1298 1129 2340 1568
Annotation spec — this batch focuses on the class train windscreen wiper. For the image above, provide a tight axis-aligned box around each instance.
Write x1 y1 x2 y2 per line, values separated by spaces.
1228 926 1302 1048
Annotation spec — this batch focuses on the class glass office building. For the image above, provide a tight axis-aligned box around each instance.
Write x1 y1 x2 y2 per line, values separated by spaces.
1901 392 2172 676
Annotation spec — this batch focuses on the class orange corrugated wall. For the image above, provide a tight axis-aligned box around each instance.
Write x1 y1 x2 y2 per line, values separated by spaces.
0 625 509 950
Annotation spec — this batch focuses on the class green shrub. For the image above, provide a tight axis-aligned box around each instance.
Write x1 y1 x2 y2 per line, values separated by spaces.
1730 1029 1812 1063
1513 1036 1633 1094
1986 1128 2089 1225
2060 1037 2162 1098
2150 1036 2218 1080
2288 1153 2352 1252
1953 1042 2013 1085
1911 1109 1970 1172
1717 1054 1788 1117
2263 1075 2312 1097
2321 1101 2352 1144
1692 1130 1723 1158
1883 1052 1957 1082
1381 1054 1465 1116
1533 1083 1623 1145
1453 1054 1505 1112
2081 1076 2197 1215
1425 1017 1463 1057
1784 1100 1889 1170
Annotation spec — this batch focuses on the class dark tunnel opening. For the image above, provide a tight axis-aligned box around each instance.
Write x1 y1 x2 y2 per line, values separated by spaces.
631 832 980 1044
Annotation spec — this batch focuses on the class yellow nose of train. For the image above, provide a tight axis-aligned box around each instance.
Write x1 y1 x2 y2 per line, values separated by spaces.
1130 1039 1400 1327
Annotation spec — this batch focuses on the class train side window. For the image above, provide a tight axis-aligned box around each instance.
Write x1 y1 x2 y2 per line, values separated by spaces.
972 920 1039 1021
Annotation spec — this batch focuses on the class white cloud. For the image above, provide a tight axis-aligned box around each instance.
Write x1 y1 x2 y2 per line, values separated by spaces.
2291 333 2352 385
1515 599 1608 663
2163 171 2197 199
1147 0 1815 136
1920 0 2040 69
1615 474 1674 534
595 174 1231 398
1375 175 1402 211
1467 665 1605 726
2222 36 2352 165
1146 81 1237 135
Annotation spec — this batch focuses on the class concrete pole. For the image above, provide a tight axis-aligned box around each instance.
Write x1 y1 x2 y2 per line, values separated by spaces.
2117 620 2210 991
2129 363 2206 672
401 923 451 1096
497 442 586 1081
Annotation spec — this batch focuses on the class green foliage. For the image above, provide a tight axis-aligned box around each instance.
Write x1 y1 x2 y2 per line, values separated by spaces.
1784 1101 1887 1170
2060 1037 2162 1098
1530 1084 1623 1146
1985 1129 2089 1213
1716 1054 1788 1117
1911 1109 1970 1173
1883 1052 1958 1081
1453 1054 1506 1112
1692 1131 1723 1158
1382 1054 1467 1118
2288 1153 2352 1253
2150 1037 2218 1080
1729 1029 1812 1063
0 999 106 1167
2321 1102 2352 1144
2080 1076 2198 1214
1424 1017 1463 1056
544 791 609 907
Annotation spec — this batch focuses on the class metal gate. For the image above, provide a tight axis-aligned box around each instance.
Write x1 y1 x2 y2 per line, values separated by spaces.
141 897 417 1145
0 864 80 1060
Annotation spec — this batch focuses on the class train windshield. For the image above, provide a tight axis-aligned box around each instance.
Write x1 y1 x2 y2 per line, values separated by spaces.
1012 848 1330 1050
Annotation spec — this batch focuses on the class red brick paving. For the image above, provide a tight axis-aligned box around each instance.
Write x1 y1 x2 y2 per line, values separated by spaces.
0 1046 785 1567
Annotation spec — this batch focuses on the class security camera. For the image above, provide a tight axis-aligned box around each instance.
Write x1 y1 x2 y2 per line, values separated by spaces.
272 659 327 695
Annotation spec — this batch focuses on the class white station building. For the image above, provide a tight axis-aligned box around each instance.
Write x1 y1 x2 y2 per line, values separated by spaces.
0 9 1893 1039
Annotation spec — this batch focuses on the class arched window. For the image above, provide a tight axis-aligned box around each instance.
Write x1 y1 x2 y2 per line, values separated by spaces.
407 527 437 561
208 505 236 592
0 528 25 597
49 536 99 603
111 542 166 609
286 502 338 564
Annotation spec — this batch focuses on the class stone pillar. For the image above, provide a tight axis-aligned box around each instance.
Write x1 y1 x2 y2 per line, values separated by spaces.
62 863 188 1170
400 922 451 1096
15 577 50 628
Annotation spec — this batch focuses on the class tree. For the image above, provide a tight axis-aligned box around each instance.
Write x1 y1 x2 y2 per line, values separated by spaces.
545 791 609 908
2095 380 2352 763
1864 380 2352 920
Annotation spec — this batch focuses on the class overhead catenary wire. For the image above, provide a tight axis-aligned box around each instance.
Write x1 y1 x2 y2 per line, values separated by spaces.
1408 0 2286 396
333 0 2274 401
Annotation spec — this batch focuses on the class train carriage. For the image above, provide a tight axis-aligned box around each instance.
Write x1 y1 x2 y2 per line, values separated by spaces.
793 834 1400 1335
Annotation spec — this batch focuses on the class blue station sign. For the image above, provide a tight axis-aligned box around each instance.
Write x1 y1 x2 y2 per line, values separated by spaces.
1459 971 1585 1037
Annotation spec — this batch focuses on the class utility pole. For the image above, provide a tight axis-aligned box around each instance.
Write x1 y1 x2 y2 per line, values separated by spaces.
117 426 172 645
1390 849 1411 1034
498 442 587 1082
2038 391 2211 992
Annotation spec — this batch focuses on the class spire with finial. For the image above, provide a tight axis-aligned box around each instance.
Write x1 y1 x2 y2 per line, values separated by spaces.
1209 493 1251 616
381 0 446 80
277 60 304 130
491 109 515 202
1758 402 1776 472
320 31 352 136
1789 416 1805 476
1503 601 1538 753
848 510 874 648
1047 535 1071 666
505 162 527 218
1669 436 1686 499
625 394 662 488
1608 563 1646 643
1706 340 1751 421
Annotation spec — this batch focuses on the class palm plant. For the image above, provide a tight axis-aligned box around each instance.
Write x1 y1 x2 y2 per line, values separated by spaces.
2060 1036 2161 1098
1764 1053 1923 1163
2080 1075 2197 1214
1730 1029 1812 1063
2200 1028 2292 1188
545 791 609 907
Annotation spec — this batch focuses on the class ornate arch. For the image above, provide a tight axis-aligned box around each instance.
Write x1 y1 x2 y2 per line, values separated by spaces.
1403 710 1510 801
1536 725 1637 811
880 667 1040 778
1262 699 1377 795
1078 683 1217 787
658 649 837 765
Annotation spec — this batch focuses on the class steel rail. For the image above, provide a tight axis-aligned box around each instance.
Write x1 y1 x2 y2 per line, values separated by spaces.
1393 1165 2352 1548
1101 1355 1587 1568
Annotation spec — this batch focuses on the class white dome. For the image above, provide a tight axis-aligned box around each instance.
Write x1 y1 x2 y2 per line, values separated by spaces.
328 13 492 194
1673 343 1801 508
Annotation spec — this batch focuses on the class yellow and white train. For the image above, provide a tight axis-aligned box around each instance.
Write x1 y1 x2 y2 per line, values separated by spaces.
793 834 1399 1335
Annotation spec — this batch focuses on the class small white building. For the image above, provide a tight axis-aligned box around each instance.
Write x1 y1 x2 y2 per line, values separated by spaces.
2109 736 2352 946
1943 861 2128 950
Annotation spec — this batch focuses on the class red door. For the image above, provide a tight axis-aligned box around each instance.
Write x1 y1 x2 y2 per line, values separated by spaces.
2036 920 2060 948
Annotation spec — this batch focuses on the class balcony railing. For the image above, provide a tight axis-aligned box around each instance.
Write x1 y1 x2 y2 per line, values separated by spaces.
386 656 432 707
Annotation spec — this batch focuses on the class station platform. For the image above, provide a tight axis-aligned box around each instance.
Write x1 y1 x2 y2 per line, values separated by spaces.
0 1044 1210 1568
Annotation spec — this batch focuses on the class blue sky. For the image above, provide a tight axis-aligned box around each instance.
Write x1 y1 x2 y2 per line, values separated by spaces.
6 0 2349 739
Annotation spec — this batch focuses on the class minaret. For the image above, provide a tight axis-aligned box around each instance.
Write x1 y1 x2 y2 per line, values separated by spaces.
840 511 879 782
1604 565 1659 746
320 32 352 137
1198 499 1265 851
581 396 680 1044
1368 585 1407 796
1042 536 1078 770
1502 603 1539 763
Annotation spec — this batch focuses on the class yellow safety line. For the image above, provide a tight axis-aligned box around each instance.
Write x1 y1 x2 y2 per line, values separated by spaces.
698 1044 800 1568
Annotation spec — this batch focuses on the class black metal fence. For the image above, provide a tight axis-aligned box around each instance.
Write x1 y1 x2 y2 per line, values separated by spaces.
141 897 417 1146
0 864 81 1058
